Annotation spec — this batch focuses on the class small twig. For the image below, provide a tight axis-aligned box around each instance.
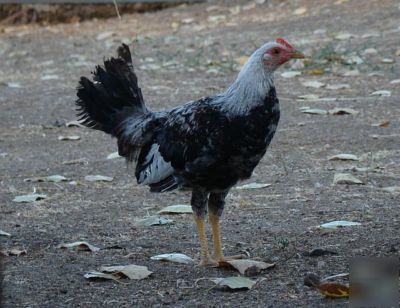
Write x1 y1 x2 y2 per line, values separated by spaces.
321 273 349 282
113 0 122 21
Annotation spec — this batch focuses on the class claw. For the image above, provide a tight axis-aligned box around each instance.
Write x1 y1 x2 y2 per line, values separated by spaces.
215 254 245 263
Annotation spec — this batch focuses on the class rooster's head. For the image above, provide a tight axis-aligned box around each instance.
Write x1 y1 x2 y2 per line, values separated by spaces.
261 37 305 70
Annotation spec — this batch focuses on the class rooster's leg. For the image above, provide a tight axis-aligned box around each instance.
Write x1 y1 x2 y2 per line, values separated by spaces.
191 189 217 267
209 192 243 262
208 211 224 261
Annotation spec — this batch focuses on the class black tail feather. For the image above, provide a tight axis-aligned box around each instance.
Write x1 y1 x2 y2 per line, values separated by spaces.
76 44 147 136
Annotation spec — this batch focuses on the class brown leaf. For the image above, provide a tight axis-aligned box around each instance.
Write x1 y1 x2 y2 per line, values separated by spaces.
57 241 100 252
317 283 349 298
372 120 390 127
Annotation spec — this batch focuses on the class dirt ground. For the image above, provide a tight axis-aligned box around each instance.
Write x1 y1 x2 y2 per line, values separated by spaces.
0 0 399 307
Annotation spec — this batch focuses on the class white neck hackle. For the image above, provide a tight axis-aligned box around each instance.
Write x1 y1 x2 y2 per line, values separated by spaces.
218 42 281 115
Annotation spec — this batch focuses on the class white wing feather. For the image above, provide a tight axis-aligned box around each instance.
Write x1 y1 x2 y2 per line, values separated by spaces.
138 144 174 185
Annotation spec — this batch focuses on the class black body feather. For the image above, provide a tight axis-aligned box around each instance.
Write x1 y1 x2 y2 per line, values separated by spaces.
155 89 279 191
76 44 280 195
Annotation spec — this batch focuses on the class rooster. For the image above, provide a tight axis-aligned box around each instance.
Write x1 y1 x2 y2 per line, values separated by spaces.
76 38 304 266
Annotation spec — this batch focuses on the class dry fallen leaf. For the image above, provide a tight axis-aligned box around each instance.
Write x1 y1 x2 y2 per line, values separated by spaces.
370 90 391 97
171 21 180 30
157 205 192 214
329 108 359 115
317 283 349 298
221 259 275 276
41 75 59 81
381 58 395 64
362 48 378 55
342 70 360 77
328 154 359 161
57 241 100 252
13 193 47 203
372 120 390 127
333 173 363 185
304 69 325 76
293 7 307 16
151 253 194 264
58 135 80 141
2 82 22 88
96 31 115 41
84 271 120 281
207 15 226 24
2 248 27 256
236 183 271 190
343 54 363 65
304 273 349 298
326 84 350 90
334 33 355 40
381 186 400 194
297 94 319 100
0 230 11 237
99 265 152 280
181 17 194 24
319 220 361 229
24 175 68 183
135 216 174 227
210 276 256 290
301 108 328 115
84 175 113 182
368 72 384 77
302 81 325 88
281 71 301 78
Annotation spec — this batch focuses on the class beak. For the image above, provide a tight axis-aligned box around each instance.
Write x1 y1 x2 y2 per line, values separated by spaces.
290 50 305 59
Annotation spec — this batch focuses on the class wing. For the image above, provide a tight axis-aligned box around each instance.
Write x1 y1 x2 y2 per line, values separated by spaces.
135 96 227 192
156 97 228 180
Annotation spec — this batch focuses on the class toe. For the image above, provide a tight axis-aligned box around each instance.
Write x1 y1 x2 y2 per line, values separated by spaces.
196 257 219 267
216 254 245 262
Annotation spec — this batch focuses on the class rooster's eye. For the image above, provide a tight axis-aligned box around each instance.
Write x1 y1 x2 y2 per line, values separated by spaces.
273 48 280 55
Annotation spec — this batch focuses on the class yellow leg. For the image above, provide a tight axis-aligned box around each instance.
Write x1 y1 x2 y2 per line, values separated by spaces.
209 211 224 261
194 215 218 267
209 211 244 262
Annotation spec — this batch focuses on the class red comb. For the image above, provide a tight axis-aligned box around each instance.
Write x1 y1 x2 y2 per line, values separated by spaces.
276 38 294 50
